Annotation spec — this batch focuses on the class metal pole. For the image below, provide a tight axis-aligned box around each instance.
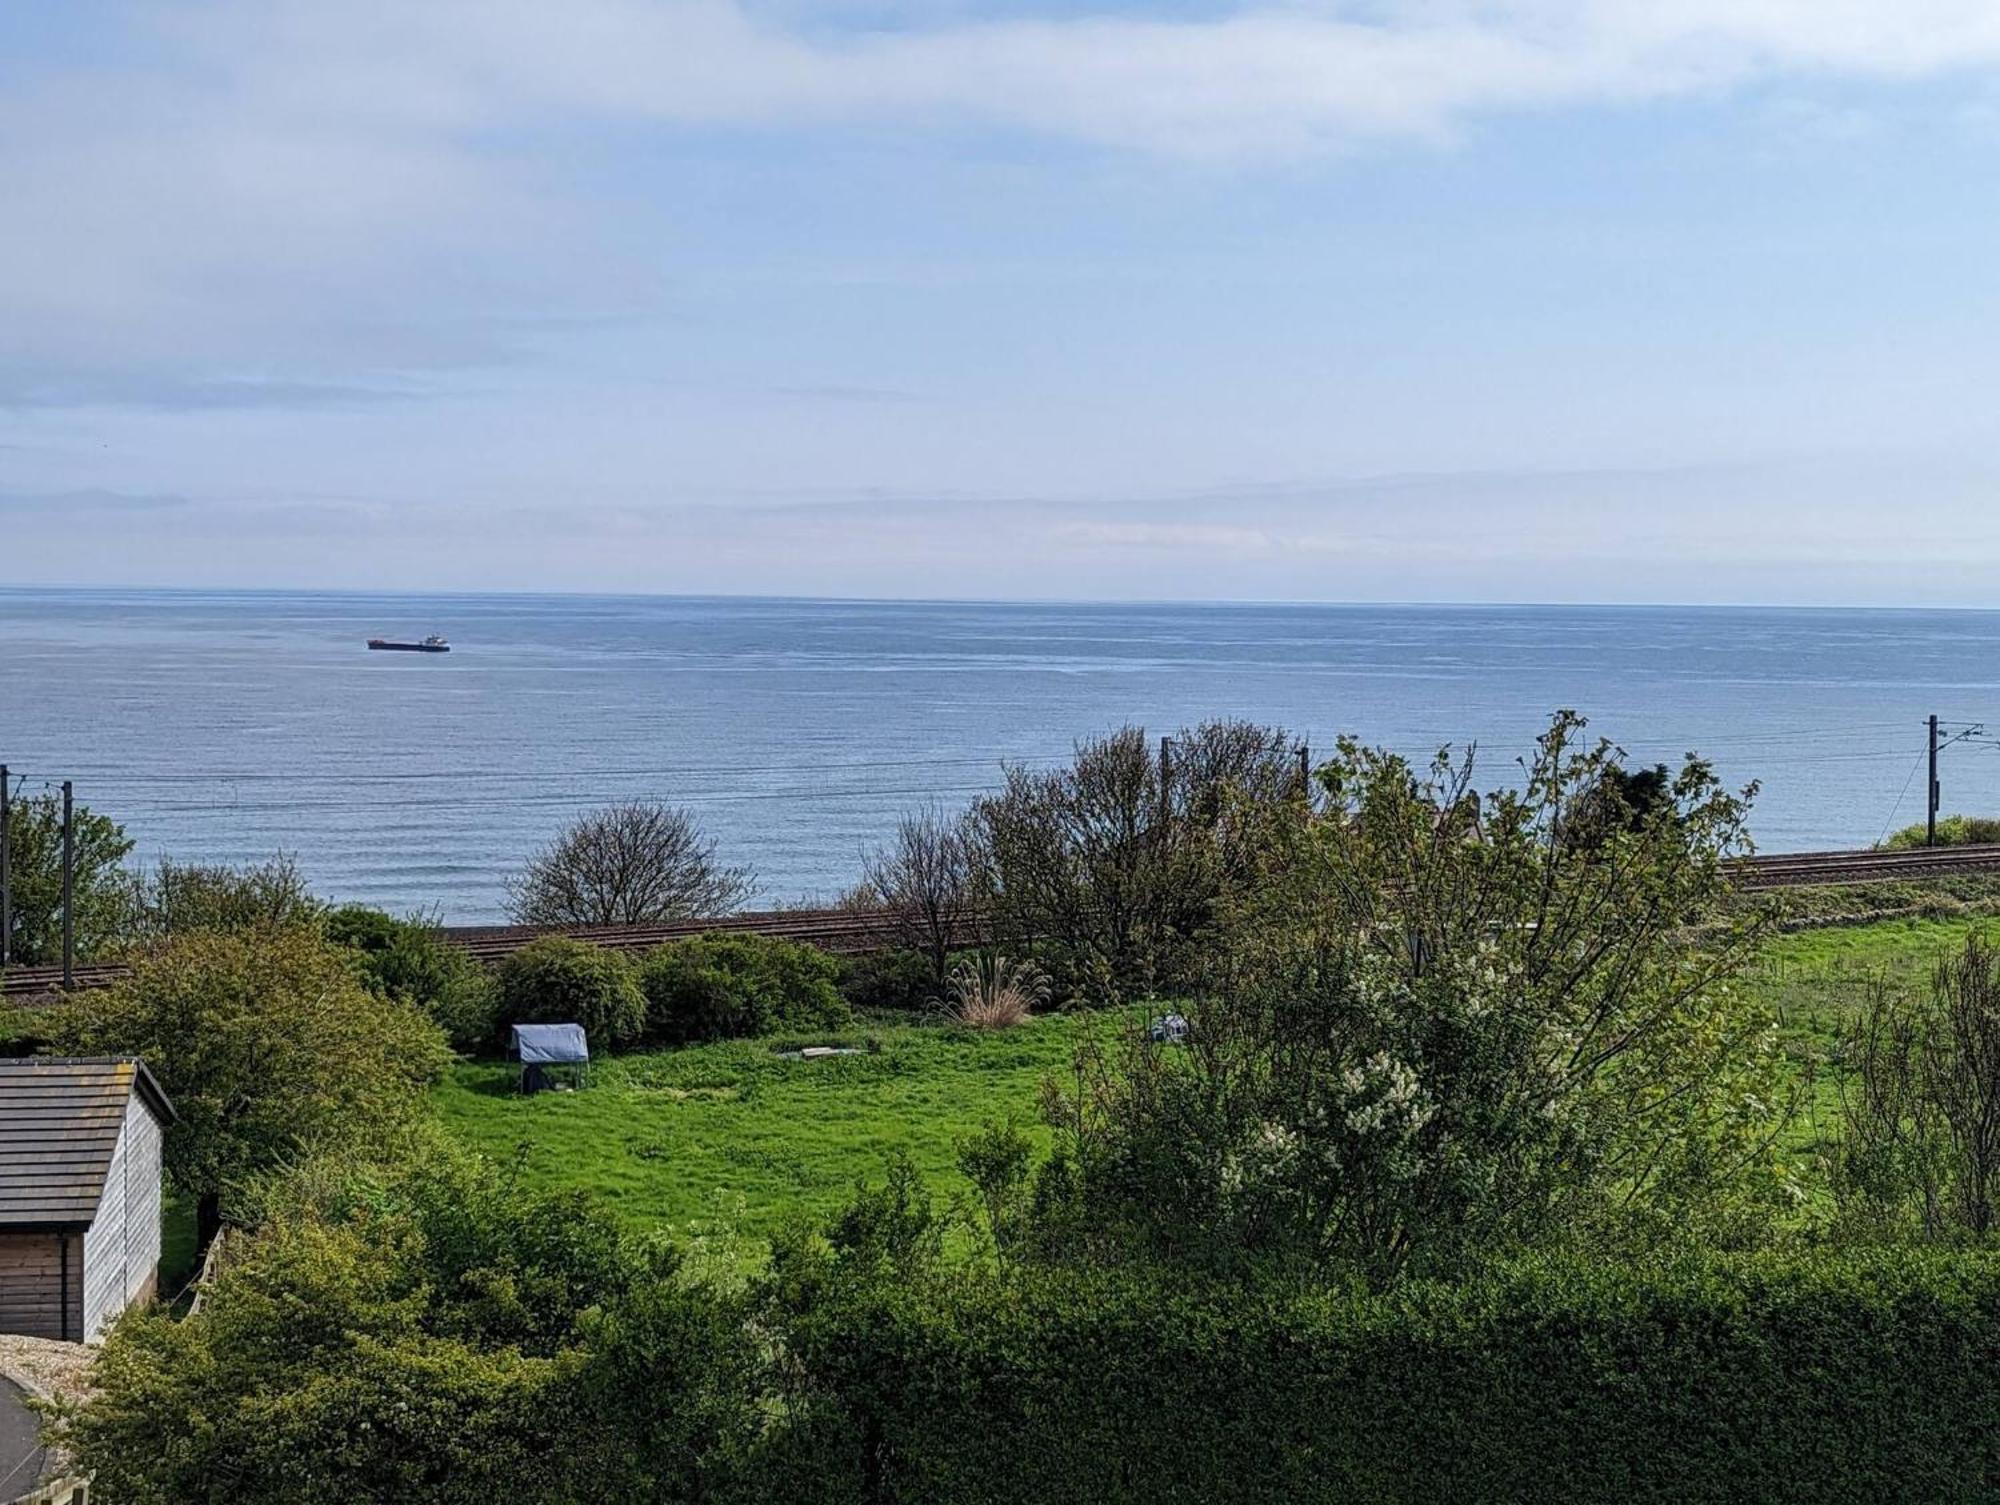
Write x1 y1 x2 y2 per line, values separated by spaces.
1297 742 1310 797
1928 715 1940 849
0 764 10 968
62 780 74 990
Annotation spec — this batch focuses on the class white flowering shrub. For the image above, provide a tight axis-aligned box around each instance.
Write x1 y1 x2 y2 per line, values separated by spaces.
1042 711 1796 1281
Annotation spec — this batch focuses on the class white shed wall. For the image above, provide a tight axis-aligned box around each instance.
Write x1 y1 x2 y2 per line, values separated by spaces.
80 1107 130 1341
79 1099 163 1342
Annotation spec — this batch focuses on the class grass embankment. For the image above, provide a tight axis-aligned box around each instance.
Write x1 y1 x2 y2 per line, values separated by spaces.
427 916 2000 1257
1753 872 2000 930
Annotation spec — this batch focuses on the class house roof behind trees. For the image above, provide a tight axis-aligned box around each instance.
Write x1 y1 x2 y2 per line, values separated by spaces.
0 1058 175 1230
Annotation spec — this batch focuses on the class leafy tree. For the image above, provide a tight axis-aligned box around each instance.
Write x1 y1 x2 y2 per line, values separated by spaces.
1037 712 1790 1282
0 788 133 965
127 853 323 939
1566 761 1675 847
494 936 647 1047
47 927 451 1252
507 801 755 926
60 1149 761 1505
327 904 499 1052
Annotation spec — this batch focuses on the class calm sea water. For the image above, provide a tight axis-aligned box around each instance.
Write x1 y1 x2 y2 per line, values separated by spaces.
3 589 1999 922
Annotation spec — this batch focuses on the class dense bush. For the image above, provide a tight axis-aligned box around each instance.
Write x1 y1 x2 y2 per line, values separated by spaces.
763 1192 2000 1505
1883 814 2000 850
494 936 647 1047
47 927 451 1250
127 854 323 939
327 904 500 1051
637 933 850 1044
838 947 953 1012
63 1149 760 1505
1038 712 1784 1282
63 1141 2000 1505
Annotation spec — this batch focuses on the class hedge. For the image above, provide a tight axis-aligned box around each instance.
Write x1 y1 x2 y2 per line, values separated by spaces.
764 1249 2000 1504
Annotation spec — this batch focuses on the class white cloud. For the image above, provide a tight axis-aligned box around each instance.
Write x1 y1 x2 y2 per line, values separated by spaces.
5 0 2000 413
187 1 2000 155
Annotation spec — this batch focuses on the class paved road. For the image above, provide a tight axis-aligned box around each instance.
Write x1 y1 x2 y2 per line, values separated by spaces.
0 1378 44 1500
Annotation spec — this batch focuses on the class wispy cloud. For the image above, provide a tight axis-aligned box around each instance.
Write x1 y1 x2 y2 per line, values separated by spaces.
11 457 2000 603
5 1 2000 413
180 1 2000 156
0 489 190 514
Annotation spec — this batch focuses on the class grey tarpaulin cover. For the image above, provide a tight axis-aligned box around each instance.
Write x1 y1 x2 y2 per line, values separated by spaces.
511 1023 589 1064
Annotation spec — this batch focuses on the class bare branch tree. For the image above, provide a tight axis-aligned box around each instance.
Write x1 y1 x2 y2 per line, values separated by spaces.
863 803 983 989
1837 935 2000 1239
507 802 756 926
971 720 1304 1002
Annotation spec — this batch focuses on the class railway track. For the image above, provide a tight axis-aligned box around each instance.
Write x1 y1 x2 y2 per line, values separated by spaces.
1729 843 2000 889
8 843 2000 1004
0 906 908 1004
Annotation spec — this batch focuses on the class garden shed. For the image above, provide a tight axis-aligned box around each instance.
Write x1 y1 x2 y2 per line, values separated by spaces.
511 1023 589 1094
0 1058 175 1343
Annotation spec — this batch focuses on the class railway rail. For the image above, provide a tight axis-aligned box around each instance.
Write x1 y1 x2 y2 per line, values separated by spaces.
8 843 2000 1004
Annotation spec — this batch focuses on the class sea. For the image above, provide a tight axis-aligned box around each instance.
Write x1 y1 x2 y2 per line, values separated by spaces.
4 589 2000 923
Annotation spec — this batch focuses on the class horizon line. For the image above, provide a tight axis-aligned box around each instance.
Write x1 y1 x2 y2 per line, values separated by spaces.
5 582 2000 614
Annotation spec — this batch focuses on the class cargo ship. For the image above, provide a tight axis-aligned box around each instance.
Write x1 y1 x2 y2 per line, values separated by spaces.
368 635 451 653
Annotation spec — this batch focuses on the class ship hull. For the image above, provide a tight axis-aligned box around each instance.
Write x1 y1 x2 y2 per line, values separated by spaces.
368 641 450 653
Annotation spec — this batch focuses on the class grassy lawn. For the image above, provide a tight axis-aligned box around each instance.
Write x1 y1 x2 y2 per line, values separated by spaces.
436 916 2000 1257
160 1191 200 1296
1750 913 2000 1069
1746 915 2000 1158
436 1012 1125 1254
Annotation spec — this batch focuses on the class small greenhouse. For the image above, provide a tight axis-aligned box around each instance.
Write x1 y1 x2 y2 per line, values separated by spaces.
510 1023 590 1094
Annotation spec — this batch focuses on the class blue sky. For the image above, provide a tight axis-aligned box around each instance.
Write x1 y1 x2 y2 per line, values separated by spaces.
5 1 2000 601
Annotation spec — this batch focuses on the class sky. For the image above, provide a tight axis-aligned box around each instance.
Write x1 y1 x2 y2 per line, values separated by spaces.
4 1 2000 602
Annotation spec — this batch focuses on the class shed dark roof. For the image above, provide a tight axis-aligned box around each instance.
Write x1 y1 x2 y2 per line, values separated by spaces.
0 1058 175 1231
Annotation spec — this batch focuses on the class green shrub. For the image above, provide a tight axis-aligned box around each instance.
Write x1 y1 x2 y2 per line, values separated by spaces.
64 1148 761 1505
837 947 942 1012
1882 814 2000 849
494 936 646 1048
47 927 451 1250
129 854 323 939
327 904 500 1052
1035 714 1778 1284
638 933 850 1044
762 1225 2000 1505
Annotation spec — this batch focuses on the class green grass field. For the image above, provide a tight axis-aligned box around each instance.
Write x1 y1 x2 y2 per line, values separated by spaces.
436 1012 1124 1251
435 915 2000 1256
